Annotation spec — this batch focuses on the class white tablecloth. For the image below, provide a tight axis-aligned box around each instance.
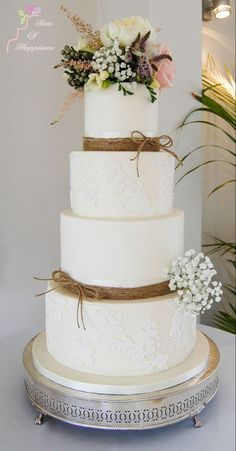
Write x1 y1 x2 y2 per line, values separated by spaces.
0 325 235 451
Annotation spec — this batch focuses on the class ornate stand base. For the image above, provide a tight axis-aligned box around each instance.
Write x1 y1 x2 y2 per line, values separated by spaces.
23 333 220 430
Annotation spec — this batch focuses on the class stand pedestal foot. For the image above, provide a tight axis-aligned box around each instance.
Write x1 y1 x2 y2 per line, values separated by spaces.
192 414 202 428
35 412 46 425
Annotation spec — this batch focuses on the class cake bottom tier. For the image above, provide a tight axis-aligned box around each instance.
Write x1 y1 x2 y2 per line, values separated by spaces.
46 282 197 377
32 330 209 395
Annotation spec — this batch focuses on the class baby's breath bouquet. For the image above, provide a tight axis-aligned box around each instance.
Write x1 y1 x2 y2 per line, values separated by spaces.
165 250 223 315
53 7 175 122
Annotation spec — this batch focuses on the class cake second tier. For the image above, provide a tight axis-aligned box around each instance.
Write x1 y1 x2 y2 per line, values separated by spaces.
60 209 184 288
70 151 175 218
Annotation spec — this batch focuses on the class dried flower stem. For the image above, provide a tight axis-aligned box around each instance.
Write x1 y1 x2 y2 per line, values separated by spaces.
54 63 64 69
60 5 102 50
51 90 82 125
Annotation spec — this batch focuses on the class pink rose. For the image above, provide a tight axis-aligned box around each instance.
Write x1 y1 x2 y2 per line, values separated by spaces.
151 45 175 89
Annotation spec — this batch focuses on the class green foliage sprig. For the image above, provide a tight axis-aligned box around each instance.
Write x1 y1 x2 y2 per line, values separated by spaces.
177 59 236 334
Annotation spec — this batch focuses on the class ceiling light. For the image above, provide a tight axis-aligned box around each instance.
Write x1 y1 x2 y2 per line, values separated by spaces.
202 0 231 20
213 3 231 18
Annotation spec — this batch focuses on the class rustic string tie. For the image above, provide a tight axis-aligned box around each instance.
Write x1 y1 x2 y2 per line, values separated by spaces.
34 271 173 330
34 270 98 330
130 131 181 177
83 133 182 177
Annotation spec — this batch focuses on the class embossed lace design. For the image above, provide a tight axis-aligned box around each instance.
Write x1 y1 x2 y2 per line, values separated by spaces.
70 154 174 217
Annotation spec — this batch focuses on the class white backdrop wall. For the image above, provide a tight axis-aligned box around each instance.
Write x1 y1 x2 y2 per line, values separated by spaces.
0 0 202 339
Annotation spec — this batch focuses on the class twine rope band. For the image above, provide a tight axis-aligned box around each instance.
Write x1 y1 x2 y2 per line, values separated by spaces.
34 270 172 330
83 131 182 177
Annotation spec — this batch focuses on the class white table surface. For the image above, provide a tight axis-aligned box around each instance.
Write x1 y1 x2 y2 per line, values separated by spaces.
0 325 235 451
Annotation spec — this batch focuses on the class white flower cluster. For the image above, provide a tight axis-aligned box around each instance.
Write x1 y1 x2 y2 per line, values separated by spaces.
92 40 135 82
165 249 223 315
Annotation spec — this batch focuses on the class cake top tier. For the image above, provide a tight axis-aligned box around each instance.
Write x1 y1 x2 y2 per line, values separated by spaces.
84 83 159 138
54 11 175 127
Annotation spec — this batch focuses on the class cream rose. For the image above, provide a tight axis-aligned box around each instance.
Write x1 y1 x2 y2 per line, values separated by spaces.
85 71 109 91
100 16 156 48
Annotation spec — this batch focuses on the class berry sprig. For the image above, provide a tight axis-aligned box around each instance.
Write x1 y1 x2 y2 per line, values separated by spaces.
56 46 94 90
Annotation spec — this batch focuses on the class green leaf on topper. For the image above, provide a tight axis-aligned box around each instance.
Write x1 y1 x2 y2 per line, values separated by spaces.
118 83 135 96
145 84 158 103
19 9 28 25
102 79 111 89
52 9 176 122
18 9 26 16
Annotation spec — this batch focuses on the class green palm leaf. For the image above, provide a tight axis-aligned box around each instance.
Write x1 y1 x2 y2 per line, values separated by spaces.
203 237 236 256
176 160 236 185
179 120 236 143
208 179 236 197
175 144 235 169
202 77 235 113
192 92 236 128
224 284 236 296
202 82 235 109
204 235 236 248
178 61 235 334
180 107 235 130
213 304 236 335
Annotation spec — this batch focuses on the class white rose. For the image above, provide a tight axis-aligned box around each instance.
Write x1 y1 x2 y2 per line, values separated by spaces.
99 70 109 81
85 73 103 91
85 71 109 91
100 16 156 48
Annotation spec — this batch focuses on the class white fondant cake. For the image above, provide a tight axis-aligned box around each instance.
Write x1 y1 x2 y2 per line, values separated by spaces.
42 61 202 385
29 15 218 397
60 209 184 288
70 151 175 218
84 84 159 138
46 282 196 377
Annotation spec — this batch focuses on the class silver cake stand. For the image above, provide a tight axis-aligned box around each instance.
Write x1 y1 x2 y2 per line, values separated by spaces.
23 333 220 430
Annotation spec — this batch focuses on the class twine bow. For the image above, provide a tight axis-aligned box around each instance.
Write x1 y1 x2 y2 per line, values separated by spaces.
83 132 182 178
34 270 98 330
130 131 182 177
35 271 173 331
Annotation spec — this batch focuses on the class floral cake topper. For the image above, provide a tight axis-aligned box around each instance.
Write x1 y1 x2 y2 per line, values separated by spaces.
52 7 175 123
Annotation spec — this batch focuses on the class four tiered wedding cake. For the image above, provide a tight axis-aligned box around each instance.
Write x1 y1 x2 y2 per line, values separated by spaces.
45 84 197 378
33 15 222 394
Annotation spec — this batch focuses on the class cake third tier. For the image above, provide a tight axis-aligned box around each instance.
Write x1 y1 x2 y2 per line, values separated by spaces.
61 208 184 288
